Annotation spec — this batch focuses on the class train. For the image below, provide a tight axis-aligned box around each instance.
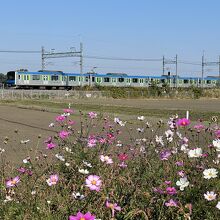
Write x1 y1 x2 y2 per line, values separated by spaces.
6 70 220 89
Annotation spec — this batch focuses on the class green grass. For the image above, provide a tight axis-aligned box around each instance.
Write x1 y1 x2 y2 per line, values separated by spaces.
0 99 219 121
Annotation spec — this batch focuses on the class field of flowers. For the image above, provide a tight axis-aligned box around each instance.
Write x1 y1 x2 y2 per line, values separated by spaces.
0 106 220 219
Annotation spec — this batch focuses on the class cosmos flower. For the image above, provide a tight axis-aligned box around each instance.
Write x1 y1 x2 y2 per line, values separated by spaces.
87 136 97 148
155 135 164 146
204 191 217 201
69 212 95 220
215 130 220 138
188 148 203 158
46 142 56 149
6 176 20 188
177 118 190 127
165 199 178 207
166 187 177 195
72 192 85 200
55 154 65 161
88 112 97 119
213 139 220 151
85 175 102 191
137 116 145 121
56 115 66 122
68 120 76 125
160 150 172 160
176 177 189 191
118 153 129 161
59 130 71 139
79 169 89 174
106 201 121 217
63 109 74 114
203 168 218 179
216 201 220 210
100 155 113 164
194 124 205 131
46 174 59 186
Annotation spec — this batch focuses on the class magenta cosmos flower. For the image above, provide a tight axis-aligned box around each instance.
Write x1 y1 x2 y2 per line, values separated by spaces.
85 175 102 191
63 109 74 114
106 201 121 217
46 142 56 149
69 212 95 220
88 112 97 119
59 130 71 139
6 176 20 188
56 115 66 122
165 199 178 207
177 118 190 127
46 174 59 186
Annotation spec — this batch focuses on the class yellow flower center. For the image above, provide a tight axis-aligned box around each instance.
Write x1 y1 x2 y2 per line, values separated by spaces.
11 180 17 185
109 203 114 209
91 180 97 185
80 218 85 220
104 156 109 161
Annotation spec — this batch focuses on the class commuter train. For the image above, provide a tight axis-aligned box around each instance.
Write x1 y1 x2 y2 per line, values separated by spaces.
6 70 220 89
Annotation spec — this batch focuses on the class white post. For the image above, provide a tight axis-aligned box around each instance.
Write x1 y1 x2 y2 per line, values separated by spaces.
186 110 189 119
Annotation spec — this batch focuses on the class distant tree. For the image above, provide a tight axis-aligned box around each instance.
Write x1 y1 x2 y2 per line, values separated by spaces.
0 73 6 84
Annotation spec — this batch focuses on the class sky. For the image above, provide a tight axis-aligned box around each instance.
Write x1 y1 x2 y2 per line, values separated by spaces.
0 0 220 77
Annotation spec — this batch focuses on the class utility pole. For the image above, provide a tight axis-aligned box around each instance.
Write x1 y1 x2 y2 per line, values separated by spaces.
80 42 83 75
202 54 204 88
162 56 165 75
41 46 45 70
175 54 178 88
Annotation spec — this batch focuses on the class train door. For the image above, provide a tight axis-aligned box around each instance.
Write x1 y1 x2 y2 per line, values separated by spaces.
43 75 49 85
23 74 30 85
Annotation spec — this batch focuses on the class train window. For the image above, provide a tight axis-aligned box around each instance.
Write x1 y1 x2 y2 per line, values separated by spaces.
85 77 89 82
145 78 149 83
118 78 124 83
183 80 189 84
161 79 165 83
139 79 144 83
104 77 110 82
32 75 40 80
18 75 21 80
51 75 59 81
132 78 138 83
62 76 66 81
112 78 117 83
206 80 211 84
43 75 49 81
27 75 30 80
69 76 76 81
92 77 95 82
96 77 102 83
126 78 131 83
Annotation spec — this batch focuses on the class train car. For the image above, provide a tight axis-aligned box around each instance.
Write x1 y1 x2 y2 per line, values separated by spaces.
6 70 219 89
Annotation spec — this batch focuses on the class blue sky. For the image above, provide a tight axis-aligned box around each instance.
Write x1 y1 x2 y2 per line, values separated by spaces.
1 0 220 76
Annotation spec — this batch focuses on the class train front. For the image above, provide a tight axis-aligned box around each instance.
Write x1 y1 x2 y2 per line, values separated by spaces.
6 71 16 87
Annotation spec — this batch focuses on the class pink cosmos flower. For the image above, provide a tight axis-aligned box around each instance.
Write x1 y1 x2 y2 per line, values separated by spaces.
178 170 185 177
100 155 113 164
160 150 172 160
56 115 66 122
63 109 74 114
119 161 128 168
165 199 178 207
106 201 121 217
46 142 56 149
69 212 95 220
88 112 97 119
44 136 52 144
68 120 76 125
175 161 184 166
17 167 26 174
215 130 220 138
165 181 172 185
87 136 97 147
118 153 129 161
6 176 20 188
166 187 177 195
46 174 59 186
177 118 190 127
194 124 205 131
59 130 71 139
85 175 102 191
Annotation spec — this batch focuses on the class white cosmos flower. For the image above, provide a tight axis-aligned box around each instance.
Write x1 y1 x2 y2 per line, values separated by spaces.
203 168 218 179
176 177 189 191
213 139 220 151
55 154 65 161
216 201 220 210
78 169 89 174
65 162 70 167
188 148 203 158
137 116 145 121
204 191 217 201
83 161 92 168
155 135 164 146
49 123 55 127
72 192 85 200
